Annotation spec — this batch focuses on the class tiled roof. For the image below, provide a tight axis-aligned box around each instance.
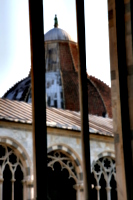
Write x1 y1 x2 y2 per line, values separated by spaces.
0 99 113 137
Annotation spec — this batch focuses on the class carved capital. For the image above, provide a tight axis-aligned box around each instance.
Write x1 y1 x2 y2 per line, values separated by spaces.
95 185 101 190
73 182 84 191
11 178 16 182
106 186 111 191
0 178 4 183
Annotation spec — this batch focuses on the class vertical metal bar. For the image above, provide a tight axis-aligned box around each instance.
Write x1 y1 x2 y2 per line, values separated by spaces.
28 1 47 200
75 0 91 199
115 0 133 199
130 0 133 52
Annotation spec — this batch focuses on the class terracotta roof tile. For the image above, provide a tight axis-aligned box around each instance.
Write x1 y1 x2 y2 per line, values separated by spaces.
0 98 113 137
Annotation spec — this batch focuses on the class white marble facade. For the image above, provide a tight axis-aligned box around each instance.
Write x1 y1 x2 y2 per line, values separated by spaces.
0 126 115 200
0 126 115 174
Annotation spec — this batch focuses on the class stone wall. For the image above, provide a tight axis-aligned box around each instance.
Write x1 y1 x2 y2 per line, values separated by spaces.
0 126 115 172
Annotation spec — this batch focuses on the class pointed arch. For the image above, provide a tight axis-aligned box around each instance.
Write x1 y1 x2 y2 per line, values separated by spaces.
47 143 83 182
0 136 32 178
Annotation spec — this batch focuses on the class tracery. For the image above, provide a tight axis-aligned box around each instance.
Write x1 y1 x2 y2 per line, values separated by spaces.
0 144 24 200
91 156 117 200
47 150 78 182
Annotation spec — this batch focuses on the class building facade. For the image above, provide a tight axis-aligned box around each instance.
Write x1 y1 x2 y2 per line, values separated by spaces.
0 17 116 200
0 98 116 200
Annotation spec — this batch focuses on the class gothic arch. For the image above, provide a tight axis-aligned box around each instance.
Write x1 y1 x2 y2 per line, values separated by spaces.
0 137 32 179
47 143 83 182
92 151 115 167
91 152 117 200
0 137 33 199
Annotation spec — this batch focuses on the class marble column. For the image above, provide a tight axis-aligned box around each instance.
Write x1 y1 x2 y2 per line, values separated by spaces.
26 180 34 200
11 178 15 200
95 185 101 200
106 186 111 200
22 180 26 200
73 183 84 200
0 177 3 200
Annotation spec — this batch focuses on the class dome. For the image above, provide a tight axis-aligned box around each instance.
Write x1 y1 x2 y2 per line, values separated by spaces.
44 28 74 42
2 17 112 118
44 15 74 42
3 76 31 103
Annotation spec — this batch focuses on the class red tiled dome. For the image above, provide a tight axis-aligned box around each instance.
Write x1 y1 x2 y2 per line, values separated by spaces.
3 27 112 118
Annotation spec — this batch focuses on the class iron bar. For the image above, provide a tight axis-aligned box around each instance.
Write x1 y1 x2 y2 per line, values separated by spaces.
75 0 92 199
29 1 47 199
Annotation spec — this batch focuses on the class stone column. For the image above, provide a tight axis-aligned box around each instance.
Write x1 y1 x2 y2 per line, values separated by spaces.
22 180 26 200
95 185 101 200
11 178 15 200
0 177 3 200
73 183 84 200
106 186 111 200
108 0 133 199
26 180 34 200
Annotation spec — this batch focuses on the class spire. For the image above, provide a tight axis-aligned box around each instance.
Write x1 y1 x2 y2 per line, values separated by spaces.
54 14 58 28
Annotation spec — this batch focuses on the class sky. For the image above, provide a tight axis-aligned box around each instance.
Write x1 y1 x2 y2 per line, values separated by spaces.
0 0 110 97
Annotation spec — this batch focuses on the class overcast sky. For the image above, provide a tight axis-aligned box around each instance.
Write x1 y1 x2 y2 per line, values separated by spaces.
0 0 110 97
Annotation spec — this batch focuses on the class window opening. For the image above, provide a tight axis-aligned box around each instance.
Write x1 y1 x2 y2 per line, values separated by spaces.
47 150 77 200
91 156 117 200
0 144 24 200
